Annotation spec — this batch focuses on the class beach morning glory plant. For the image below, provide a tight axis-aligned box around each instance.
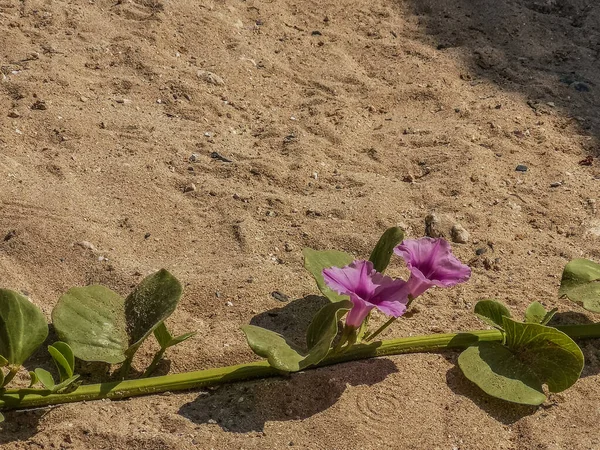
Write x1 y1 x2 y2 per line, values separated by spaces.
2 226 599 426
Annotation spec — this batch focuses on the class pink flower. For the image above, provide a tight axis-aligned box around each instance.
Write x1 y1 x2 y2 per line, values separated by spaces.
322 260 409 328
394 237 471 299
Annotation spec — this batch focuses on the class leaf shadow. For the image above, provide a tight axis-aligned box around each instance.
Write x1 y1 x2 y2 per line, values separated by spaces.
249 295 330 350
178 357 397 433
0 408 46 444
442 351 537 425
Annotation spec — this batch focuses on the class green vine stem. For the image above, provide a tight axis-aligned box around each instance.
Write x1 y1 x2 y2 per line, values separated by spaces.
2 323 600 411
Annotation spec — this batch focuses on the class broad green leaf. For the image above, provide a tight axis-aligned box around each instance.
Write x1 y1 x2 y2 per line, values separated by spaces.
0 412 4 423
559 258 600 312
52 270 183 364
0 289 48 365
303 248 354 302
474 299 511 329
524 302 557 325
48 342 75 381
369 227 404 273
0 355 7 367
458 342 547 405
458 317 584 405
502 317 583 393
241 325 304 372
28 370 38 388
0 368 4 387
124 269 183 352
34 368 55 390
52 285 128 364
304 300 352 366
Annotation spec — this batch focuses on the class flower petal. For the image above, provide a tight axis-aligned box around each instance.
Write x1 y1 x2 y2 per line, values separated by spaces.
345 296 375 328
394 238 471 287
375 299 407 318
322 260 378 298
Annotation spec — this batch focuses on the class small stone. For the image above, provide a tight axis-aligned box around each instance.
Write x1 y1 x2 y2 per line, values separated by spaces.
475 247 487 255
425 213 443 238
189 153 199 162
550 181 562 188
80 96 89 102
546 102 556 107
31 100 47 110
226 301 234 307
197 70 225 86
115 98 131 104
207 419 217 424
570 81 591 92
451 224 470 244
515 164 528 172
284 242 294 252
271 291 290 302
183 183 197 193
76 241 96 251
210 152 232 163
312 172 318 180
8 109 20 118
3 230 17 241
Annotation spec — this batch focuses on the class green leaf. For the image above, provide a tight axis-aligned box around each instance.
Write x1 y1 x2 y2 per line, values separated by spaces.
369 227 404 273
303 248 354 302
52 374 80 393
241 325 304 372
524 302 557 325
153 323 195 350
474 299 511 329
304 300 352 366
28 370 38 388
0 289 48 365
0 355 7 367
458 342 547 405
502 317 583 393
48 342 75 381
124 269 183 352
153 322 172 349
34 368 55 390
458 317 584 405
0 412 4 423
169 331 196 347
0 368 4 387
52 285 128 364
559 258 600 312
52 270 183 364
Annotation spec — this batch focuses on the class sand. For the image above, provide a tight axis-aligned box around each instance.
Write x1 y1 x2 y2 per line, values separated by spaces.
1 0 600 448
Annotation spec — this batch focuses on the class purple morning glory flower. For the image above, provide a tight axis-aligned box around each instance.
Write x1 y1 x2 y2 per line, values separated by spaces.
393 237 471 299
322 260 409 328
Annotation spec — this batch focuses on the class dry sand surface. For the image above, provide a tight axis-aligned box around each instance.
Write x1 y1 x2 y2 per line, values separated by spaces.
1 0 600 448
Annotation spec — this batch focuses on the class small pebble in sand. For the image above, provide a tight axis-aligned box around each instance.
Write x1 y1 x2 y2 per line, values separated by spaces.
425 213 443 238
515 164 528 172
271 291 290 302
183 183 197 193
451 224 470 243
76 241 96 251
